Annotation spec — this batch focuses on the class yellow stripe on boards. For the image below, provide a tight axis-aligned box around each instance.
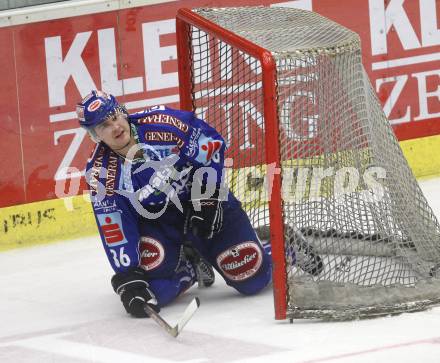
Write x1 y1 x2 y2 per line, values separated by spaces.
0 195 97 252
401 134 440 179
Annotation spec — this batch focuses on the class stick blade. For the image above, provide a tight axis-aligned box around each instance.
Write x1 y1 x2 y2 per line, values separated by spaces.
175 297 201 337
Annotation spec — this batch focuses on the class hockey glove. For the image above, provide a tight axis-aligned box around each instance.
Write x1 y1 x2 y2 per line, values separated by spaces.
111 268 160 318
186 199 223 239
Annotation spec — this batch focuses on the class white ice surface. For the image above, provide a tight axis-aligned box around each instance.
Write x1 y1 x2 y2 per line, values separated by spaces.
1 177 440 363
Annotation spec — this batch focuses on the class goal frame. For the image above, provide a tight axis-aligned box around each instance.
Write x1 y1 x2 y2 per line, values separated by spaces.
176 7 288 320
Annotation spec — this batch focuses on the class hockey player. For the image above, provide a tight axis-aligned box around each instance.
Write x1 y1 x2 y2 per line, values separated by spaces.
77 90 273 318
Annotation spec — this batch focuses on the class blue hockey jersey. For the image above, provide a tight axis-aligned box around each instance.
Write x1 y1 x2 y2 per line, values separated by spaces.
86 106 227 273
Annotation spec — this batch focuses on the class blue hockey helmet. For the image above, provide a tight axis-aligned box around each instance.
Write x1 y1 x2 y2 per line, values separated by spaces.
76 90 124 129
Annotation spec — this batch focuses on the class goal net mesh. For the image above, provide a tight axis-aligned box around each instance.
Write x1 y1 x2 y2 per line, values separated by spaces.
181 6 440 319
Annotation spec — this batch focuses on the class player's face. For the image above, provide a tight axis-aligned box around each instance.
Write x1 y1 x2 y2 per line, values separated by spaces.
94 112 132 151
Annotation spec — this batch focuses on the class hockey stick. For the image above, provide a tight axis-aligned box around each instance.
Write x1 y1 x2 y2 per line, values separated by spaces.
143 297 200 338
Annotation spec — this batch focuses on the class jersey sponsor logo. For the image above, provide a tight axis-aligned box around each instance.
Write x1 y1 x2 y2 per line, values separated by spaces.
88 147 119 196
105 151 119 196
195 136 223 165
139 113 189 133
201 140 222 162
139 236 165 271
88 146 106 193
97 212 127 247
185 128 201 158
143 145 174 161
145 131 184 148
88 99 102 112
216 242 263 281
121 161 134 192
93 199 118 213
